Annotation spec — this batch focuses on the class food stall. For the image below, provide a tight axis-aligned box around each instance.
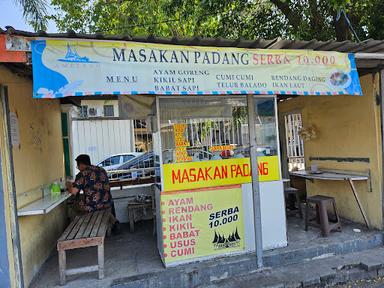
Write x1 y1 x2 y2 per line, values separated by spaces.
29 38 362 268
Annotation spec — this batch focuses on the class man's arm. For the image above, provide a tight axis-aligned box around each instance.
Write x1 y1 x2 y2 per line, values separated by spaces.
67 172 84 195
66 182 80 195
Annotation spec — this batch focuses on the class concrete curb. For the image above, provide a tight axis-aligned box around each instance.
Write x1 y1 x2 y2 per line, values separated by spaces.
205 248 384 288
111 232 384 288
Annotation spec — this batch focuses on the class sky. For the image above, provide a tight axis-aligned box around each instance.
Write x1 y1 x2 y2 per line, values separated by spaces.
0 0 58 32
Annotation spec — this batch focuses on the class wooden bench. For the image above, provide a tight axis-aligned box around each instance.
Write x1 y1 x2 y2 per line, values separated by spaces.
57 209 112 285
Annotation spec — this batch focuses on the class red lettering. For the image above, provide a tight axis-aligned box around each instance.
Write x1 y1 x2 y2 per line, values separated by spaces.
213 166 221 179
253 54 259 65
258 162 269 175
235 165 243 177
169 214 193 222
263 163 268 175
205 167 213 180
243 164 250 176
182 169 189 182
170 247 194 257
260 54 266 65
230 164 237 177
185 198 193 205
170 239 196 249
258 163 263 175
197 168 205 181
190 168 196 182
252 54 290 65
172 169 181 184
169 230 200 240
221 166 228 178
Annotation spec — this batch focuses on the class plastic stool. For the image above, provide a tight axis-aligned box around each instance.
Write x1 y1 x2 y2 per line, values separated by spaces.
305 195 342 237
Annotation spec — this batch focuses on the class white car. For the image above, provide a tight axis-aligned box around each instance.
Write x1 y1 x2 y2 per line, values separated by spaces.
97 153 143 171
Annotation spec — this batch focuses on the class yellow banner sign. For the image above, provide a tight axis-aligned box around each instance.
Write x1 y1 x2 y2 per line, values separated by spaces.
161 185 244 264
32 39 362 98
163 156 280 191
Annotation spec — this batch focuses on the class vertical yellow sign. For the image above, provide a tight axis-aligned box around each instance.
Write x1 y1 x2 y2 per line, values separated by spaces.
161 185 244 264
173 123 192 162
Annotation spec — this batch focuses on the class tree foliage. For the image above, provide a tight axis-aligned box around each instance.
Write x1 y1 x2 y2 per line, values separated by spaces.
15 0 48 31
48 0 384 41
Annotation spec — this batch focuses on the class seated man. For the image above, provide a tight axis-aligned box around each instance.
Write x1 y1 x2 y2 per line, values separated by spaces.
67 154 119 231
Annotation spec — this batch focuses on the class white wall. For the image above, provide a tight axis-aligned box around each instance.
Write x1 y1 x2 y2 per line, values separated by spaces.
71 119 134 172
111 184 154 223
242 181 287 252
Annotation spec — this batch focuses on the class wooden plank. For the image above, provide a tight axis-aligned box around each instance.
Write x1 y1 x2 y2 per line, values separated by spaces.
90 211 104 238
97 210 111 237
59 216 80 241
65 265 99 276
57 237 103 250
67 214 88 240
348 179 370 229
58 250 66 285
83 212 99 238
75 213 92 239
98 245 105 279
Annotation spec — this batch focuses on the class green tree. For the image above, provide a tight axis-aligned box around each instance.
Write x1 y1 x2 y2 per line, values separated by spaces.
48 0 384 41
15 0 48 31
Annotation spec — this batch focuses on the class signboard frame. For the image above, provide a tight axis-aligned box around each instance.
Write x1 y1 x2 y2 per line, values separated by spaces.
31 39 362 98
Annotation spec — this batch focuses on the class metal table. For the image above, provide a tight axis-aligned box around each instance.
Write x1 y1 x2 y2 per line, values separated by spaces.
17 192 71 216
290 170 370 228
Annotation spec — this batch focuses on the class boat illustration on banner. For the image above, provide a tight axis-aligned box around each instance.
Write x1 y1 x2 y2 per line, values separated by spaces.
58 44 98 63
212 228 241 249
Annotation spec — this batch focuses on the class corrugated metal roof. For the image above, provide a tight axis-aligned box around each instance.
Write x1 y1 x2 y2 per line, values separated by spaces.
2 26 384 54
3 26 384 72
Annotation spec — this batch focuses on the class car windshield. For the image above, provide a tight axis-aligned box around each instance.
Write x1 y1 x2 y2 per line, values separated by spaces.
102 155 120 166
122 155 135 162
118 152 154 170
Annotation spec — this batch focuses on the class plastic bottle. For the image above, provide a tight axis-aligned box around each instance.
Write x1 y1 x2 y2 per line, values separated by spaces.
51 181 61 195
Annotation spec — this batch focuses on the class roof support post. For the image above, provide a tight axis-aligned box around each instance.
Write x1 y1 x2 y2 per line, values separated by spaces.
0 85 24 287
246 94 263 268
380 70 384 230
0 131 11 288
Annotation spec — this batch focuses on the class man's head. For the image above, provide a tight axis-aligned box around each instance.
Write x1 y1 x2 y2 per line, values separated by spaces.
75 154 91 171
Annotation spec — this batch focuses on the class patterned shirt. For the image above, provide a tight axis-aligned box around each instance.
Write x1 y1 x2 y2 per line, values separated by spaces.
73 165 112 212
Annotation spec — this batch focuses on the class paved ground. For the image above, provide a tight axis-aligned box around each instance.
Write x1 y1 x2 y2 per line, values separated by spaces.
30 217 383 288
29 222 163 288
333 277 384 287
263 217 379 267
202 247 384 288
